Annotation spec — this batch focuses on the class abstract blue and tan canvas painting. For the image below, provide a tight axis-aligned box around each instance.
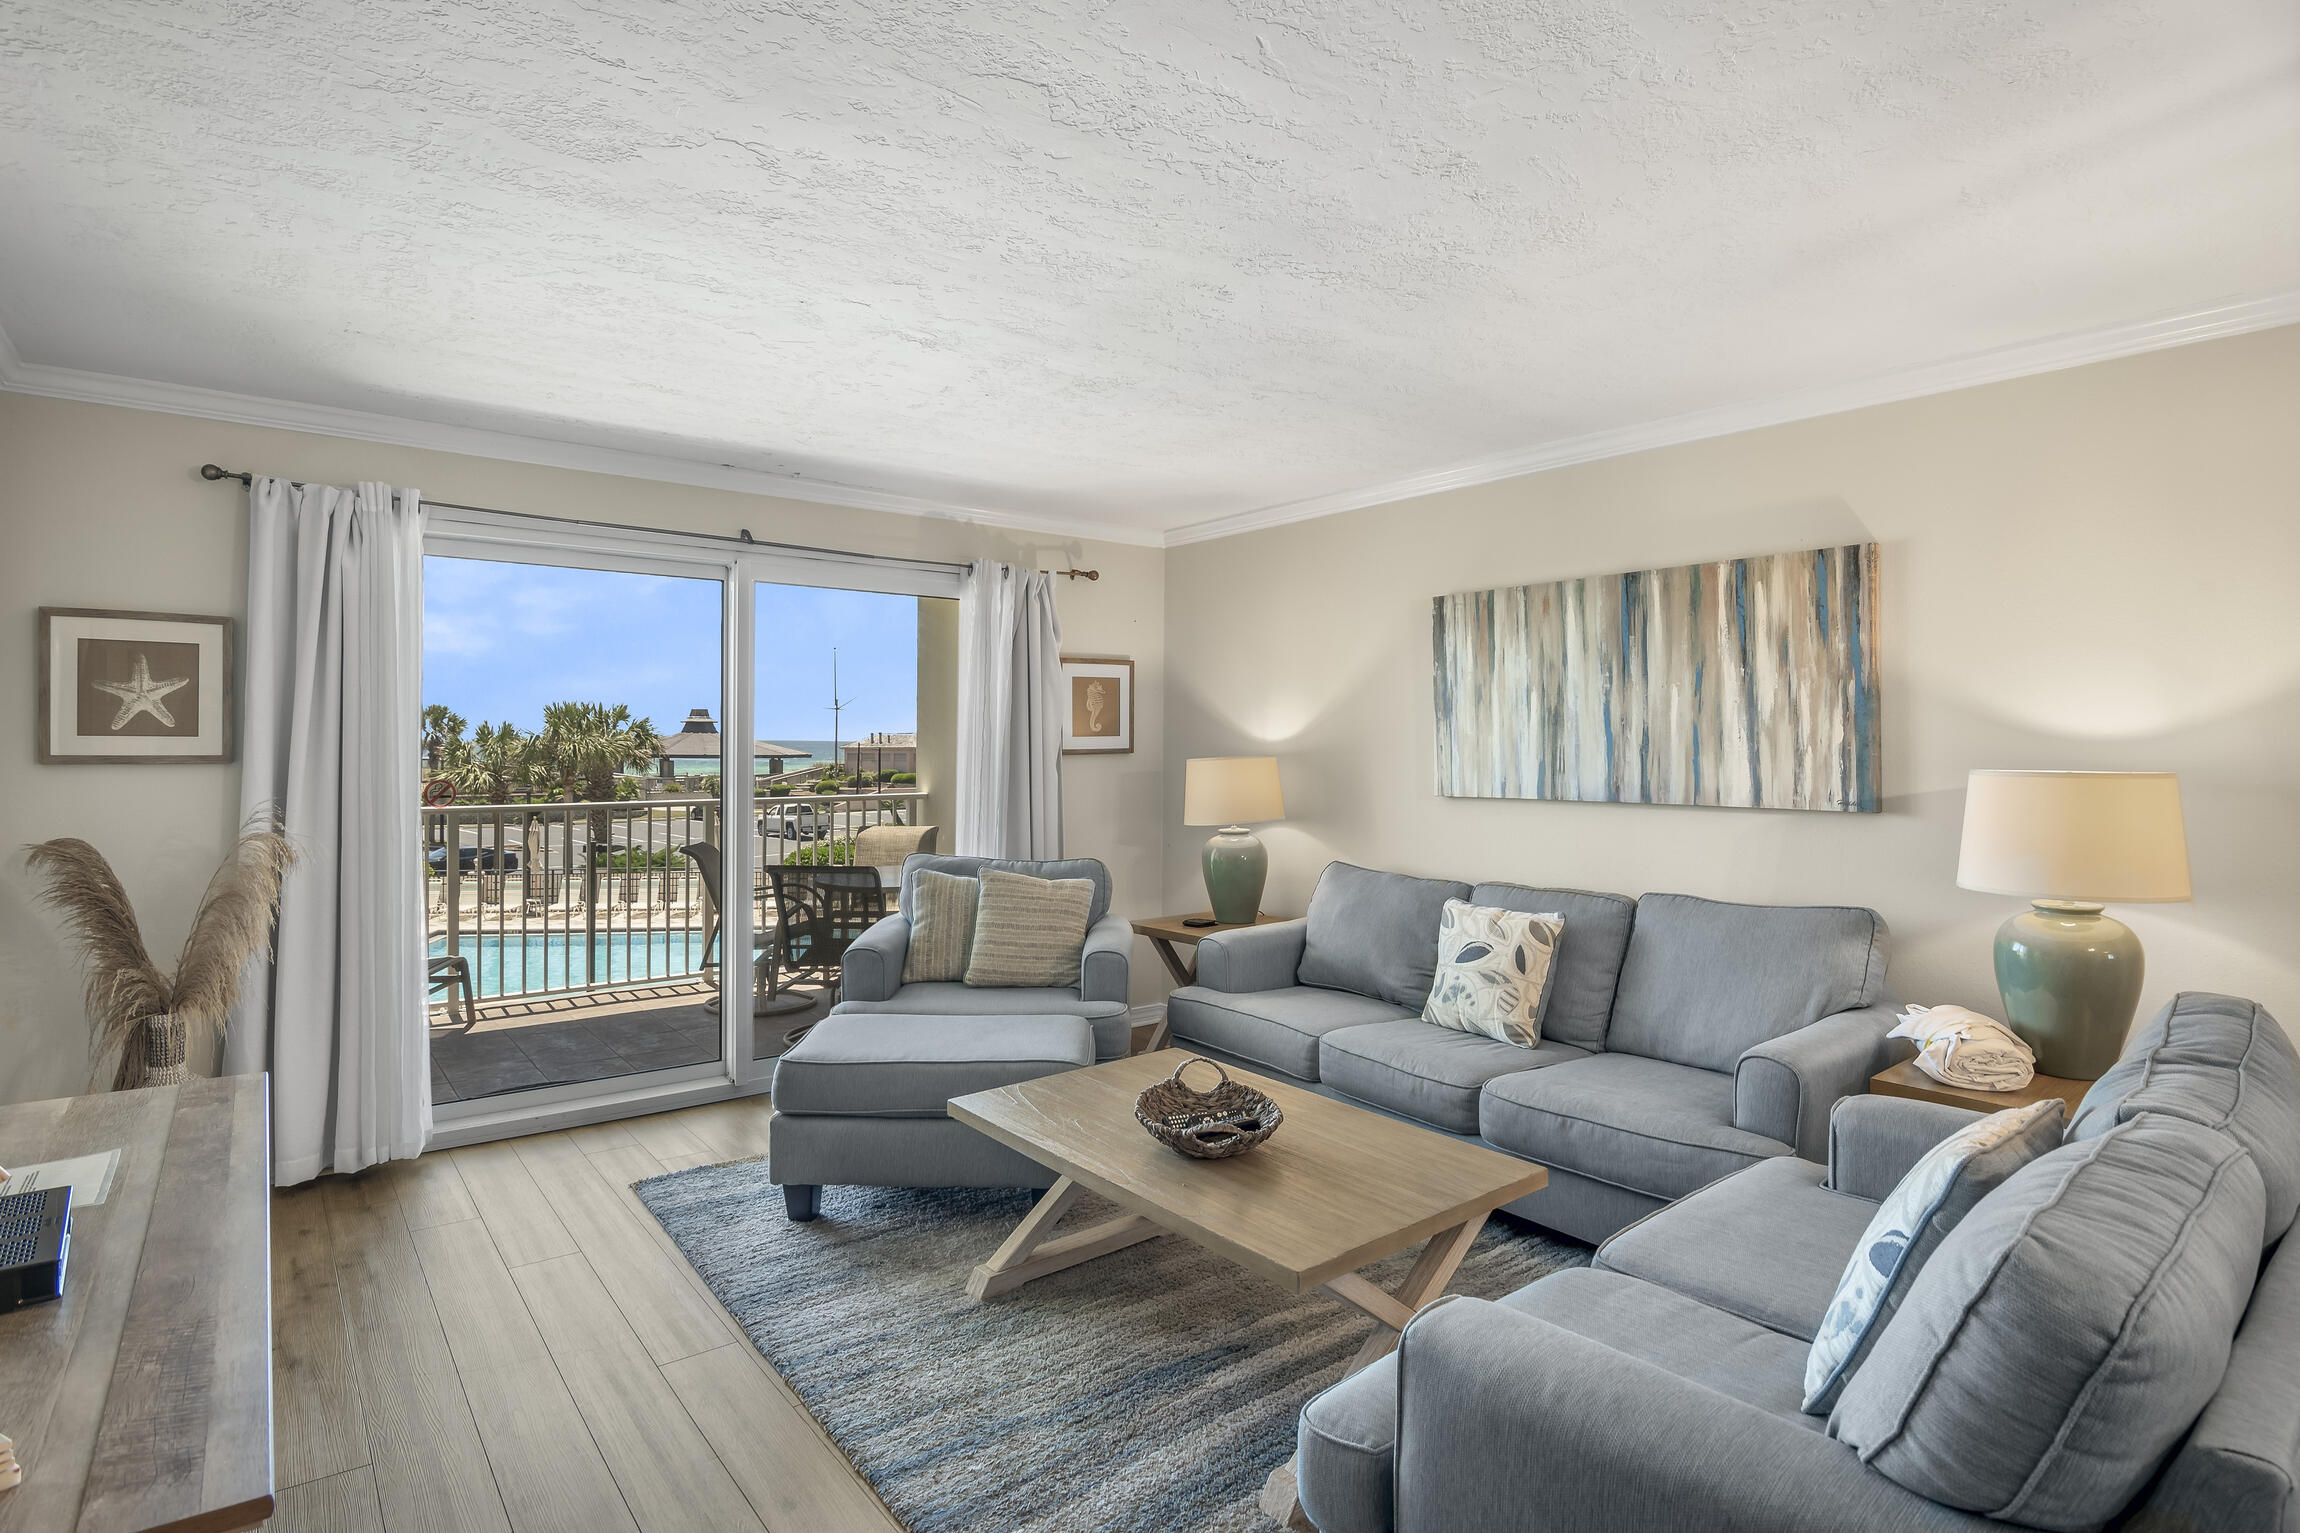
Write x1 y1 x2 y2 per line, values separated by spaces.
1432 544 1881 812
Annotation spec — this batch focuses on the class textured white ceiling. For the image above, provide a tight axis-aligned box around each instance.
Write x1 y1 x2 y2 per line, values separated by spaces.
1 2 2294 537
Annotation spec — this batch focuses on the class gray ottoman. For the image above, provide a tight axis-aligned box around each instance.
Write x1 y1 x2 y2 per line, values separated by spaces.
768 1012 1095 1221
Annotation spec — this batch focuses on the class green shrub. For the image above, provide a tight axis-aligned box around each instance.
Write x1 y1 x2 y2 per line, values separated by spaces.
811 779 841 794
782 839 856 866
887 772 916 785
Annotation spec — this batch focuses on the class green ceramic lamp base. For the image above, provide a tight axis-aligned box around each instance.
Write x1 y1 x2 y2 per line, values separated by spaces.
1994 901 2144 1080
1201 827 1267 926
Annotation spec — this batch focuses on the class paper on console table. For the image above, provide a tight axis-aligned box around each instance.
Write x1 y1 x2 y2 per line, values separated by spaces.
1 1147 122 1206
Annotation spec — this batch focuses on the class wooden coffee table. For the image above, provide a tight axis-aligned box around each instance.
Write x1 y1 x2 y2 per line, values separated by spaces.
948 1053 1548 1525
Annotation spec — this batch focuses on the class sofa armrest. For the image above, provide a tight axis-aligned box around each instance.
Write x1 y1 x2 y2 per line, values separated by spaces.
1733 1003 1903 1161
1392 1297 1997 1533
840 914 911 1004
1825 1094 1988 1201
1079 913 1134 1004
1192 918 1307 993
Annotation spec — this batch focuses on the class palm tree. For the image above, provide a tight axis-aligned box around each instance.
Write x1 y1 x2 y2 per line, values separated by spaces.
468 721 532 805
422 704 467 763
536 702 660 905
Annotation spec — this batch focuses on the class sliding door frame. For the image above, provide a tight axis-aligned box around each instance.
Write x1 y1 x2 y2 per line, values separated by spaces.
421 506 960 1147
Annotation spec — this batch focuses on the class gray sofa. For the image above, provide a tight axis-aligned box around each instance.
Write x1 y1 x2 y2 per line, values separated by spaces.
1165 861 1901 1242
1295 992 2300 1533
834 853 1136 1061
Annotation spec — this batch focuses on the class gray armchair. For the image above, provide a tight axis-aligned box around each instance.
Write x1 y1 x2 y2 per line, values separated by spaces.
834 854 1135 1061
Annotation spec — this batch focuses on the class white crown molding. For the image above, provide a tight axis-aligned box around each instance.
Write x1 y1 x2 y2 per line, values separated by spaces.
7 290 2295 553
1162 291 2300 547
0 331 1164 549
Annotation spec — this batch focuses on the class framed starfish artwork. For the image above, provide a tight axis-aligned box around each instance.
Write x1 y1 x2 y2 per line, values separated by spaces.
38 608 235 764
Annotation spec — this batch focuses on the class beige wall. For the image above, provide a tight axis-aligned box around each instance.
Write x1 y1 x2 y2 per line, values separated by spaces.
0 393 1166 1104
1163 325 2300 1039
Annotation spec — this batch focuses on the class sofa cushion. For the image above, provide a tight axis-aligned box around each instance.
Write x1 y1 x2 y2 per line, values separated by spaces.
1498 1268 1822 1428
2134 1227 2300 1533
898 854 1111 927
1802 1100 2064 1414
1605 893 1890 1072
1479 1052 1793 1201
830 989 1130 1063
1320 1020 1590 1135
1832 1114 2265 1528
771 1013 1094 1117
1297 862 1471 1008
1468 883 1636 1052
2071 991 2300 1242
1595 1155 1874 1343
1165 985 1415 1082
901 868 977 983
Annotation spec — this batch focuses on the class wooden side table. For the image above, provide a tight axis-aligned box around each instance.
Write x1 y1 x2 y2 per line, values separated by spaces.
1131 911 1287 988
1129 912 1288 1054
1869 1058 2092 1116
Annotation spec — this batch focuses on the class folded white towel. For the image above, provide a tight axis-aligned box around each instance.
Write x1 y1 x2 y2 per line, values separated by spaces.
1888 1004 2037 1092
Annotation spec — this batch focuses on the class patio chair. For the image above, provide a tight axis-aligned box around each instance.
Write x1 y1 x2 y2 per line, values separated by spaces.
523 869 566 916
681 841 815 1020
427 954 475 1028
853 822 939 865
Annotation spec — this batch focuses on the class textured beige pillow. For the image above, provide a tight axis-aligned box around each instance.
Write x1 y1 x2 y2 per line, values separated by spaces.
965 868 1093 988
902 869 979 983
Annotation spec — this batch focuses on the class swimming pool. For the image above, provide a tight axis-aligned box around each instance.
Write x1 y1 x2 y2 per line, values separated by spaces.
428 930 712 998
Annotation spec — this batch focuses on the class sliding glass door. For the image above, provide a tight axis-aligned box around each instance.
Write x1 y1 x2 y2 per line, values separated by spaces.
418 508 961 1139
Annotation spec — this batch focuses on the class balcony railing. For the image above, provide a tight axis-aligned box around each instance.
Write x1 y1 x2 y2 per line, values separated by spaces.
423 790 923 1008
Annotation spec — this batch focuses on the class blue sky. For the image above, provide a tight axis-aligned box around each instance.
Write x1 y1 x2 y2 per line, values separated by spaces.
422 557 919 744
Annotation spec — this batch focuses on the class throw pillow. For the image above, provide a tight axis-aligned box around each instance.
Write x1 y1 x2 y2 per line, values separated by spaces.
1802 1099 2063 1413
1420 900 1564 1047
965 868 1094 988
901 869 979 984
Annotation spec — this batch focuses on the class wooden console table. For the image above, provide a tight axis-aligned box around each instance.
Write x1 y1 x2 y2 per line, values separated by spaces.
0 1076 273 1533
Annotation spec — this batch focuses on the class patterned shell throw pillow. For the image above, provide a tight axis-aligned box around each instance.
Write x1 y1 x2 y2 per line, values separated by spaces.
902 869 980 984
1420 900 1564 1047
964 868 1095 988
1802 1099 2064 1413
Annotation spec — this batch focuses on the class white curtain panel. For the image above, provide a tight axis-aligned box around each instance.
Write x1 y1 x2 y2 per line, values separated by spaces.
955 560 1064 858
226 476 430 1185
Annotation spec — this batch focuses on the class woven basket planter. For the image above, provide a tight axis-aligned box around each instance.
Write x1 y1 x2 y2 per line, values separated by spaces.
1134 1056 1282 1160
142 1012 189 1087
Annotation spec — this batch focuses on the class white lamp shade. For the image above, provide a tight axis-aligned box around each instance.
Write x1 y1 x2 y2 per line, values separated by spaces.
1956 770 2191 903
1184 756 1285 826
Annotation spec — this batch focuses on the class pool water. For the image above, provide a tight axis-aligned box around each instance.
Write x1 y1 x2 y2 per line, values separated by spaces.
428 930 712 998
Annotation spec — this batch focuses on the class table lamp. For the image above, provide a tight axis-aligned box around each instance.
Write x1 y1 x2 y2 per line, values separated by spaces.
1183 756 1285 926
1955 770 2191 1079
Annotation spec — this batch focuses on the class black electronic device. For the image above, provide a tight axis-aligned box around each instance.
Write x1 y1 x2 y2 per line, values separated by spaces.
0 1184 72 1308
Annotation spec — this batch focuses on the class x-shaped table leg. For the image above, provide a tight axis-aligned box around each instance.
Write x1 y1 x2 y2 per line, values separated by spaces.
1258 1213 1488 1530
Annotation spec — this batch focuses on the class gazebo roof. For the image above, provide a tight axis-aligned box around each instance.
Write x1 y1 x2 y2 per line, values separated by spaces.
657 708 806 759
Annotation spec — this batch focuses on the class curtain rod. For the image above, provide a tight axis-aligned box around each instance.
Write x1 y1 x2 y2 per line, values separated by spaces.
196 462 985 575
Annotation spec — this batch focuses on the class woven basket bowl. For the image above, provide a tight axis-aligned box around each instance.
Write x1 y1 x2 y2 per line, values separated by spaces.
1134 1056 1283 1160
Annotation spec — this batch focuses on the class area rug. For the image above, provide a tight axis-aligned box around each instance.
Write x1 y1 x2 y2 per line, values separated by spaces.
634 1158 1587 1533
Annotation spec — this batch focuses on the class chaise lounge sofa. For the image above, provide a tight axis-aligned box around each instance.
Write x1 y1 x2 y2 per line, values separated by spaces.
1165 861 1903 1242
1294 991 2300 1533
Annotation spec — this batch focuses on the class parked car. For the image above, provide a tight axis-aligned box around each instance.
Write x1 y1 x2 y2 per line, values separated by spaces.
426 844 521 873
775 803 831 841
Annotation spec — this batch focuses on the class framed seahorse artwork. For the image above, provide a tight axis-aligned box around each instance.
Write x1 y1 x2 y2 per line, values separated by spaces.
1060 656 1133 756
38 607 236 764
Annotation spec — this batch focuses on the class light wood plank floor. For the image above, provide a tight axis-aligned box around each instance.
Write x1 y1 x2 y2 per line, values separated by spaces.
260 1097 904 1533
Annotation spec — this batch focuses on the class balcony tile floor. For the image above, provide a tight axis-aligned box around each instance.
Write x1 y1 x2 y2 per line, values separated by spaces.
430 981 832 1103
